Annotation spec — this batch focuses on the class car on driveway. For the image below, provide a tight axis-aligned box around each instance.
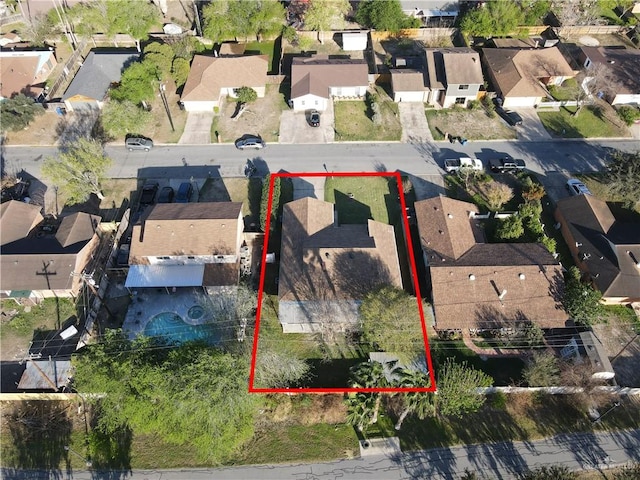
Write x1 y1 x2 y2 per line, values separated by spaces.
175 182 193 203
126 137 153 151
308 110 320 127
235 135 265 150
493 99 523 126
139 182 159 205
566 178 592 196
158 186 175 203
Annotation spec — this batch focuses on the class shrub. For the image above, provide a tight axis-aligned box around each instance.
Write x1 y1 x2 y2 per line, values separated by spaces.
481 95 496 118
235 86 258 104
282 25 297 43
496 215 524 240
616 105 640 126
540 235 557 254
467 99 480 110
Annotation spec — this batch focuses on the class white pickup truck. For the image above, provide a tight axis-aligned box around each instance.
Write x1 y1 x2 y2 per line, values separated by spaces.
444 157 483 173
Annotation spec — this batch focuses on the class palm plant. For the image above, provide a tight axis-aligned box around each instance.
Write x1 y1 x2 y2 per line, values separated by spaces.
345 393 375 432
394 369 434 430
349 360 393 424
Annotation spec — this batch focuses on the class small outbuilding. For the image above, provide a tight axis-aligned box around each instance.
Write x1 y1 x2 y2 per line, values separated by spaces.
342 31 368 51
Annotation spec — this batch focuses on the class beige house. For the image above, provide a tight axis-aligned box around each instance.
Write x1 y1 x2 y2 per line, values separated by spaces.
180 55 269 112
290 56 369 112
482 47 576 108
278 197 402 333
555 195 640 305
125 203 244 292
415 196 568 332
0 201 101 302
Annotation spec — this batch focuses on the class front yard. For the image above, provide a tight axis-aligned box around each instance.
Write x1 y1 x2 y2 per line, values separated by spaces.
425 108 517 141
538 104 630 138
333 93 402 142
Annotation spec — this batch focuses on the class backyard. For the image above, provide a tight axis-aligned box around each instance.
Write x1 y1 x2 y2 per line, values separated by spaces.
426 107 517 141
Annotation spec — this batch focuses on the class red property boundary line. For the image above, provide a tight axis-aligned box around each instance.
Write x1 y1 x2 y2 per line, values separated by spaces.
248 171 437 394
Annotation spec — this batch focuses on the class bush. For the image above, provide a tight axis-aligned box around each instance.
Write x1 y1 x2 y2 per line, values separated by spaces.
467 99 480 110
282 25 297 43
496 215 524 240
235 86 258 104
481 95 496 118
540 235 556 254
616 105 640 126
489 391 507 410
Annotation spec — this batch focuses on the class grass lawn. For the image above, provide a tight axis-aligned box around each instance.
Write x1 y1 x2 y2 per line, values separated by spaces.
577 173 640 216
198 177 263 227
325 176 400 225
244 40 279 74
425 108 516 141
547 78 578 101
538 105 630 138
334 100 402 141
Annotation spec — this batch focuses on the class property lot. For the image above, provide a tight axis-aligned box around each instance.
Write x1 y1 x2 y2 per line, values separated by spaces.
212 84 288 144
426 108 517 141
334 98 402 142
279 104 335 144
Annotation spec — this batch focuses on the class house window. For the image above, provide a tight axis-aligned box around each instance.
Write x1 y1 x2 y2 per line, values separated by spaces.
455 97 466 105
458 84 469 90
301 100 305 106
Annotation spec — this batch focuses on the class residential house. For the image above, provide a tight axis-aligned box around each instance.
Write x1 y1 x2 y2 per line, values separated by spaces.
180 54 268 112
555 195 640 304
290 56 369 112
61 50 139 112
125 202 244 292
391 48 483 107
0 201 101 302
0 49 57 100
415 196 568 332
482 46 576 108
560 331 615 380
577 46 640 105
278 197 402 333
400 0 459 25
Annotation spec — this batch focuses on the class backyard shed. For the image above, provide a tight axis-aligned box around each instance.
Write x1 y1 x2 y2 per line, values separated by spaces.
342 31 368 51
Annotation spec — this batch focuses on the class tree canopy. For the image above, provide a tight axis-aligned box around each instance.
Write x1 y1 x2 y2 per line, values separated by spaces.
605 150 640 209
459 1 524 37
72 330 258 464
304 0 350 44
106 0 159 50
359 286 424 358
435 359 493 417
562 266 604 326
0 94 45 132
202 0 285 43
100 100 152 138
110 60 158 105
42 138 112 203
355 0 421 32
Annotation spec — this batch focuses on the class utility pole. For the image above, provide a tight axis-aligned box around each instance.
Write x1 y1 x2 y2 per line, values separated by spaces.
193 1 202 37
159 83 175 132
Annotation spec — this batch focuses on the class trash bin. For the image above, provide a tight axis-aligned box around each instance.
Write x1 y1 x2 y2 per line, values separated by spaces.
55 106 66 116
459 137 468 145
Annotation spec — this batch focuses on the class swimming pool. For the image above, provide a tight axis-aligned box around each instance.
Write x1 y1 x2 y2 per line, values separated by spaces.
144 311 221 345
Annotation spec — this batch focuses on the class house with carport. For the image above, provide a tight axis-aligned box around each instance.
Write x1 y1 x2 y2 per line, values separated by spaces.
278 197 402 333
125 202 245 293
180 55 268 112
290 56 369 112
414 196 568 334
555 194 640 305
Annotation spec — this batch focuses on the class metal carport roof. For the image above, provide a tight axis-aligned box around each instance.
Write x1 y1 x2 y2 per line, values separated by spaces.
125 264 204 288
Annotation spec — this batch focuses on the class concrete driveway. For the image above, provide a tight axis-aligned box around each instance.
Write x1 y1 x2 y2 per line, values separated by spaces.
292 176 325 200
178 112 214 144
279 103 335 144
398 102 433 143
514 108 552 141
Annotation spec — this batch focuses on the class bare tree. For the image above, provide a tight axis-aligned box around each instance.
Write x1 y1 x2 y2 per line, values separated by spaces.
481 182 514 211
571 62 620 116
553 0 601 27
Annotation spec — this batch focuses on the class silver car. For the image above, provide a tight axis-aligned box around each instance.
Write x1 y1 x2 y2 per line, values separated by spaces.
566 178 592 196
126 137 153 152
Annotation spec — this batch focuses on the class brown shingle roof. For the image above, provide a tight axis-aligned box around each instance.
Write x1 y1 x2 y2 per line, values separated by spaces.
482 47 575 98
0 200 43 246
278 197 402 303
130 203 242 260
414 196 482 261
55 213 101 248
424 48 484 89
290 56 369 99
580 46 640 95
181 55 268 102
390 69 428 92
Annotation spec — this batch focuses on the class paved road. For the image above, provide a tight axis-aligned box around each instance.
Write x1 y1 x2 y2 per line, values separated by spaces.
3 429 639 480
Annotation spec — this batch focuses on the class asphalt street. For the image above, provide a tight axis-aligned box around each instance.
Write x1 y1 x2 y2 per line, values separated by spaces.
2 428 639 480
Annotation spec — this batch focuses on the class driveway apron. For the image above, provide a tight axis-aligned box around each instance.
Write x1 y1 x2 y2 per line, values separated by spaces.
278 102 335 144
515 108 553 141
178 112 214 144
398 102 433 143
292 176 325 200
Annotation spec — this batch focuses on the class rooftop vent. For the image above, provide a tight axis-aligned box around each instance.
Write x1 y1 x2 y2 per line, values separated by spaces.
469 274 476 281
519 273 525 280
447 213 453 219
498 290 507 301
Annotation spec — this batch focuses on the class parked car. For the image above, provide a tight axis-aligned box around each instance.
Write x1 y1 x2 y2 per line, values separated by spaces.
493 99 523 126
489 157 527 173
157 186 175 203
139 182 159 205
308 110 320 127
444 157 483 173
566 178 592 196
175 182 193 203
125 137 153 151
235 135 265 150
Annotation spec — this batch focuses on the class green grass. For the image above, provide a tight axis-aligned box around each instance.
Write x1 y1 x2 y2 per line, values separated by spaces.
334 100 402 141
0 298 77 339
547 78 578 101
244 40 278 74
538 105 630 138
577 173 640 216
325 176 400 225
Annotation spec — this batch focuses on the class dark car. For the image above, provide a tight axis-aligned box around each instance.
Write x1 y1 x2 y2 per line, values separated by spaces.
157 186 175 203
125 137 153 151
175 182 193 203
139 182 159 205
308 110 320 127
235 135 265 150
493 99 523 126
489 156 527 173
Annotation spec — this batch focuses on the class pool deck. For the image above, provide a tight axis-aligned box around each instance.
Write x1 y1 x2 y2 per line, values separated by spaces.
122 287 212 338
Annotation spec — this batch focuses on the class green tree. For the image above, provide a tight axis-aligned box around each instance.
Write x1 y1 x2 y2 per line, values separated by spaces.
260 174 281 232
110 61 158 105
171 57 191 89
435 359 492 418
521 0 552 25
496 214 524 240
304 0 351 44
227 0 260 40
250 0 286 41
66 0 108 37
350 360 390 424
0 94 45 132
394 369 434 430
72 331 258 464
460 1 524 37
42 138 111 203
355 0 420 32
562 266 604 326
521 177 546 202
143 42 175 79
202 0 235 43
523 351 561 387
101 100 152 138
521 465 577 480
605 150 640 209
360 286 424 358
106 0 160 51
345 393 375 432
235 86 258 104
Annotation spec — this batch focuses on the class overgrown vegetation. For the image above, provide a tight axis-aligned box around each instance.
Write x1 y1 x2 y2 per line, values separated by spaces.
562 266 605 326
0 94 45 133
355 0 421 31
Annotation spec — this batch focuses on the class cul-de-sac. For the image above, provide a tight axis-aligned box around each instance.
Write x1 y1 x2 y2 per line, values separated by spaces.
1 1 640 478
